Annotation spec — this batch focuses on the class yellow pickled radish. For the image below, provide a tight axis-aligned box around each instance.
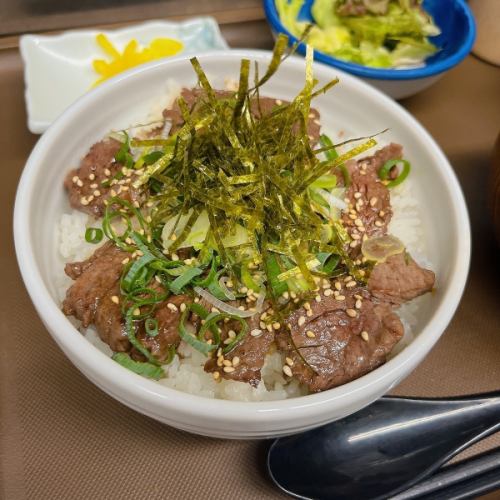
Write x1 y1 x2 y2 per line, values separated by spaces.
361 234 404 263
91 34 183 87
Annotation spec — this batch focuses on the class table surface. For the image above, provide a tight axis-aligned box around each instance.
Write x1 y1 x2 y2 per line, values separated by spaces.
1 3 500 499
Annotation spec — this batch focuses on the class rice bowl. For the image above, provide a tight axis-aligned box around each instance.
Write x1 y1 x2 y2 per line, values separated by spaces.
14 50 470 438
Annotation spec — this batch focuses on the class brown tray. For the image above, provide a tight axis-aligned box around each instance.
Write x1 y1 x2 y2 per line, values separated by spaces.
1 9 500 500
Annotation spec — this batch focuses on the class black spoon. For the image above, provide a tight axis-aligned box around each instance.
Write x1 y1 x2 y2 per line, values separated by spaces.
267 392 500 500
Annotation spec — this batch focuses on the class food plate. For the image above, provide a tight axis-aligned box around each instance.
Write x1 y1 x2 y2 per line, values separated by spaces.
20 18 228 134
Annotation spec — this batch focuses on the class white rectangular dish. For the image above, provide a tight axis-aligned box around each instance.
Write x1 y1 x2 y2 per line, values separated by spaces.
20 18 228 134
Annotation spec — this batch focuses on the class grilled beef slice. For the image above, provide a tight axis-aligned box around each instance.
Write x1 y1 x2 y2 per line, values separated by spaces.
62 242 128 327
63 242 183 359
203 301 275 387
276 287 404 392
341 143 403 246
64 138 142 217
368 252 435 305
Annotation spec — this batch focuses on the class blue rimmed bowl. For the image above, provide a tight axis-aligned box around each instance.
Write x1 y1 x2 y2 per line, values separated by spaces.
263 0 476 99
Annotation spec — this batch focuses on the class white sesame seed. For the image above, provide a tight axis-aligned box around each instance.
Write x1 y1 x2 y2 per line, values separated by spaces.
250 329 262 337
223 366 235 373
298 316 306 326
354 218 363 227
111 295 119 304
324 289 333 296
223 359 232 367
354 192 362 199
232 356 240 367
133 308 141 316
180 303 186 313
361 331 369 342
306 330 316 338
355 299 362 309
260 321 266 329
351 233 361 240
213 372 220 380
77 179 84 187
88 173 95 181
349 240 358 248
379 210 385 217
121 257 129 265
167 303 178 312
290 291 297 299
346 280 356 288
211 307 220 314
306 309 313 317
346 309 357 318
267 324 273 332
375 220 384 227
276 99 283 105
336 295 346 301
273 322 281 330
72 176 78 183
282 291 290 299
104 168 111 176
283 365 293 377
171 253 179 261
286 357 294 366
370 197 378 207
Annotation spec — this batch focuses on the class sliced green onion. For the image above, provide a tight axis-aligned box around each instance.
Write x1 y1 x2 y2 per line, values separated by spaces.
145 318 159 337
142 150 164 166
85 227 103 244
122 253 156 292
222 317 248 354
319 134 350 187
316 252 340 275
192 256 219 287
114 131 134 168
378 159 411 188
207 270 231 301
310 174 337 189
265 254 288 297
112 352 164 380
178 303 218 355
169 267 204 295
124 308 158 365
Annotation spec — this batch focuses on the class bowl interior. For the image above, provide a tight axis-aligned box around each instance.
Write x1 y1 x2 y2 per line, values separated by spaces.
265 0 475 79
15 52 470 422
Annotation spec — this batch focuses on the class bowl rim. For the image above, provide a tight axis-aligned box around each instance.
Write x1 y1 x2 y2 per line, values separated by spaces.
263 0 476 81
14 49 470 424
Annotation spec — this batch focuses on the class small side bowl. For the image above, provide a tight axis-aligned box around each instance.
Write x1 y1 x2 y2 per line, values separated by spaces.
263 0 476 99
14 51 470 439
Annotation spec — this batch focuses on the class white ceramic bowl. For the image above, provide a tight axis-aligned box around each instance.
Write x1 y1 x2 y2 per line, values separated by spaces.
14 50 470 439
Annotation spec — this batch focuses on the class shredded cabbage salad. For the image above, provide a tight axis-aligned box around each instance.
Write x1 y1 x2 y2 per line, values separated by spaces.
276 0 441 68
